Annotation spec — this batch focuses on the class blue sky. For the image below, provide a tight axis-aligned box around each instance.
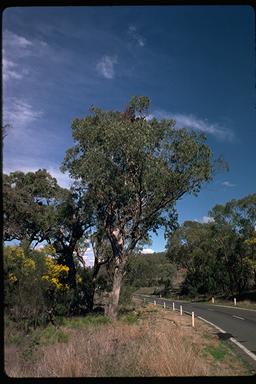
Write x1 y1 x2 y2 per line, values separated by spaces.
3 5 255 261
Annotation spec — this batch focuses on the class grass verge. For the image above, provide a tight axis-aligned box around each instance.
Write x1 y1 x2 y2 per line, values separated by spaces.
4 302 254 377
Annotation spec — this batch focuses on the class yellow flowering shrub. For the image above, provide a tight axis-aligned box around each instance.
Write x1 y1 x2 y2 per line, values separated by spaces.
4 244 73 326
5 246 37 278
41 244 56 255
23 258 36 271
4 245 69 290
42 256 69 291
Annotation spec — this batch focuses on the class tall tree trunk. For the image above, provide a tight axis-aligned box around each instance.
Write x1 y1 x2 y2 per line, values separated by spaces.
63 248 77 291
87 262 101 312
105 257 127 321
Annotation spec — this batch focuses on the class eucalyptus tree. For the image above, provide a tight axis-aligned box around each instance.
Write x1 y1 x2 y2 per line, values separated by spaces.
62 96 214 320
166 221 222 295
209 194 256 238
167 194 256 296
209 194 256 291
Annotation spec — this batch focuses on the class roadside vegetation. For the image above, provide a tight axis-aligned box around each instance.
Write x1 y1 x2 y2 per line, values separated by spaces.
5 301 252 377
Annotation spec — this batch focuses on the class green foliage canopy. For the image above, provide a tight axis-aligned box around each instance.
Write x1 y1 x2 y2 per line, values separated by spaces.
62 96 213 252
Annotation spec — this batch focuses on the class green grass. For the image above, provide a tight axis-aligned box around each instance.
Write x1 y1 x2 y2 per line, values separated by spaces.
62 314 110 328
204 343 227 361
119 312 140 324
33 325 69 345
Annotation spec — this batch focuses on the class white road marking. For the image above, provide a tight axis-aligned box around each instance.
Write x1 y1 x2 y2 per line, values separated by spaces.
232 315 245 321
209 303 256 312
230 337 256 362
137 296 256 363
197 316 226 334
197 316 256 362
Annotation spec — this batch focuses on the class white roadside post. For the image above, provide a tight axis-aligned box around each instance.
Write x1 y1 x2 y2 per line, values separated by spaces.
180 305 183 315
234 297 237 306
192 312 195 327
163 302 166 309
212 297 215 304
160 294 162 298
172 302 175 311
154 300 156 306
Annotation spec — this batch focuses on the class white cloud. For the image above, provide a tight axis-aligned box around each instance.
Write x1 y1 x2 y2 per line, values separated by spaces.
3 97 43 131
5 30 33 49
128 25 145 47
141 248 154 254
222 181 236 188
3 57 25 81
146 110 233 141
202 216 215 223
3 30 48 84
96 55 117 79
174 113 233 141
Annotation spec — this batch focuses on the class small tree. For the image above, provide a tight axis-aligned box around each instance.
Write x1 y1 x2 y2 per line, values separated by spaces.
62 96 213 319
3 171 93 295
3 169 63 245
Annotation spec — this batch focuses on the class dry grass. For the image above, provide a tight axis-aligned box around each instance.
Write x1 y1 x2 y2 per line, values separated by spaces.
5 302 251 377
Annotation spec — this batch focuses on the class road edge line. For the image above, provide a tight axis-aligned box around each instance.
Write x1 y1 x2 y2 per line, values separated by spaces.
197 315 256 362
210 304 256 312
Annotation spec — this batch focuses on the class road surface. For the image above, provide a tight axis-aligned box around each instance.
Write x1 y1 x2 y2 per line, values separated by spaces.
135 294 256 368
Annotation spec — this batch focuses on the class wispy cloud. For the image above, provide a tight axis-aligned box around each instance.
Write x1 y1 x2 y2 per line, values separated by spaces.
146 110 234 141
4 30 33 49
222 181 236 188
128 25 145 47
3 96 70 186
4 97 43 131
96 55 117 79
3 57 27 81
3 29 48 55
3 29 48 84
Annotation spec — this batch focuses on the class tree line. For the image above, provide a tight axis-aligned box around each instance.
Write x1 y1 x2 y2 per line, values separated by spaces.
4 95 230 327
167 194 256 297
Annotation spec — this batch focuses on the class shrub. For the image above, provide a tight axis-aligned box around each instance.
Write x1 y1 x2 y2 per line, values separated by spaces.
4 245 70 330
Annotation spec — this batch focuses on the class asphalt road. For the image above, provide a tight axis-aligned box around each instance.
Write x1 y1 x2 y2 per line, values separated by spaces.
135 294 256 363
